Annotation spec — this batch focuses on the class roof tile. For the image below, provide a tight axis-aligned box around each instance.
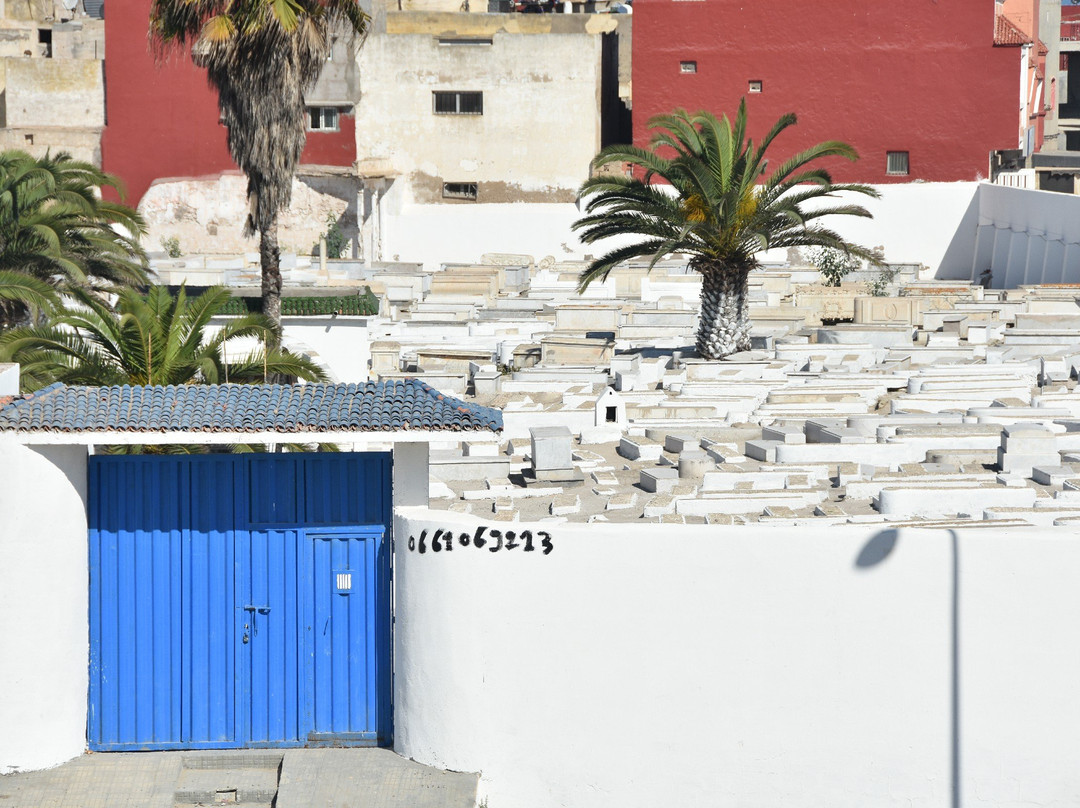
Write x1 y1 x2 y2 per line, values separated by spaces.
0 380 502 434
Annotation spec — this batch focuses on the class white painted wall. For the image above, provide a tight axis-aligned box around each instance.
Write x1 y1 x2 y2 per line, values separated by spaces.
0 443 88 773
380 183 983 275
380 201 586 270
206 316 374 384
394 509 1080 808
970 183 1080 288
802 182 981 278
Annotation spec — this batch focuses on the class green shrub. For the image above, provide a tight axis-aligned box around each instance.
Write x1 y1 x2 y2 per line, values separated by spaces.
807 246 860 287
160 236 182 258
313 213 348 259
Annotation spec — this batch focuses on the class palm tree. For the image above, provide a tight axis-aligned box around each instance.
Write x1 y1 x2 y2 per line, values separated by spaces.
573 101 881 360
0 284 327 392
149 0 369 334
0 271 58 322
0 151 148 329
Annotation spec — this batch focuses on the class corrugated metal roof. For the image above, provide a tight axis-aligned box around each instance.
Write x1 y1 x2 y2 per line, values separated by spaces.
0 381 502 434
82 0 104 19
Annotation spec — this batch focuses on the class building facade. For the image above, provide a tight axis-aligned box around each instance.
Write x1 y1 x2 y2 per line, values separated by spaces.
632 0 1020 184
100 0 359 207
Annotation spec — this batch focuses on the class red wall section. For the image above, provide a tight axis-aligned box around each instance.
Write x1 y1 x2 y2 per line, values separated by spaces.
632 0 1020 184
302 115 357 167
103 0 356 206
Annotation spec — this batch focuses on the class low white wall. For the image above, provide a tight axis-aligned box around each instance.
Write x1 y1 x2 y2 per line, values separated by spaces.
827 182 980 278
382 202 588 270
206 317 374 384
0 444 89 773
970 183 1080 288
394 508 1080 808
382 184 983 276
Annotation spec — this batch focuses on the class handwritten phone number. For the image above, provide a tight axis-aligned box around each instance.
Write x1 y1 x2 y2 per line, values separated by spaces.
407 526 553 555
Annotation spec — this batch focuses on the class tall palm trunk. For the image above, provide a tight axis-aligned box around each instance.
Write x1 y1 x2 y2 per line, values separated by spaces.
696 263 751 360
259 213 282 347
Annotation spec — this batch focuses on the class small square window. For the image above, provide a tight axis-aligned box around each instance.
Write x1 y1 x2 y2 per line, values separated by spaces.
886 151 910 176
748 80 763 93
307 107 340 132
443 182 478 201
679 61 697 74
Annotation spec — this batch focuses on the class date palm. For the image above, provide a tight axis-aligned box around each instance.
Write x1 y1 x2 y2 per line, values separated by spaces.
0 284 327 391
573 101 881 359
149 0 369 334
0 151 147 329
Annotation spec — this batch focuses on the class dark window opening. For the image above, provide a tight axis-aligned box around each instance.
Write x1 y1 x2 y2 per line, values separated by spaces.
433 91 484 115
443 182 478 200
605 406 618 423
37 28 52 58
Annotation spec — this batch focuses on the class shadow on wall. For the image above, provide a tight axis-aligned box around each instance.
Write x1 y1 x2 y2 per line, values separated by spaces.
855 528 961 808
934 190 981 282
298 175 361 258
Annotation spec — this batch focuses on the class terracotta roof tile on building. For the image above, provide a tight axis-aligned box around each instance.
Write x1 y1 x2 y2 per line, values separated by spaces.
995 13 1031 47
0 381 503 434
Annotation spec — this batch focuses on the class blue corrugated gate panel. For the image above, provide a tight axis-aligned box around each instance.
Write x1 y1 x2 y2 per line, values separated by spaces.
88 453 392 751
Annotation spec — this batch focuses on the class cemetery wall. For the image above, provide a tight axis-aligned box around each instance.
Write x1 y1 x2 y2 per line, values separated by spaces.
0 444 89 774
381 201 588 269
394 507 1080 808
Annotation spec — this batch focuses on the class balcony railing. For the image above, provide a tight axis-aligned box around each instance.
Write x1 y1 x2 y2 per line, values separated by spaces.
1062 20 1080 41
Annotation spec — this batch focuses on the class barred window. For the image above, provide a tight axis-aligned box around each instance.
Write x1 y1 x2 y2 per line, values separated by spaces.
886 151 910 176
433 91 484 115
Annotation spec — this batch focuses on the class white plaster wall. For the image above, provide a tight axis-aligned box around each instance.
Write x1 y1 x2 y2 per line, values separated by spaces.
281 318 374 383
970 183 1080 288
205 317 374 383
791 182 979 278
393 509 1080 808
381 201 586 269
378 185 983 274
0 444 89 773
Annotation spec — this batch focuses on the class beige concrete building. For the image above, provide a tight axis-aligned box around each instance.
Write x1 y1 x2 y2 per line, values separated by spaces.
350 3 630 264
357 9 625 205
0 0 104 164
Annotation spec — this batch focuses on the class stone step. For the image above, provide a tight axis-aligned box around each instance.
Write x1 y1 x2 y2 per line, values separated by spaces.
180 752 284 770
174 767 279 805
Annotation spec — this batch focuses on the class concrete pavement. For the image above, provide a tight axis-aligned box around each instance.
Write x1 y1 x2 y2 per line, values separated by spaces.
0 748 478 808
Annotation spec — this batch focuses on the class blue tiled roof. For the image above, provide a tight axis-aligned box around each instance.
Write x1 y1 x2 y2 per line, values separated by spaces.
0 381 502 434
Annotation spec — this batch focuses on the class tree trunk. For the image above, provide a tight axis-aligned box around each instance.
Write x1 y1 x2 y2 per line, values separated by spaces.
259 214 282 348
696 264 752 360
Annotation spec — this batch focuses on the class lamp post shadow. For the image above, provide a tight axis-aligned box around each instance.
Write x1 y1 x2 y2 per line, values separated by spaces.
855 528 960 808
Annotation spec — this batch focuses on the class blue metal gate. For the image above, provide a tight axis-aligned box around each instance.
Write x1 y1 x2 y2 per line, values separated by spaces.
88 453 392 751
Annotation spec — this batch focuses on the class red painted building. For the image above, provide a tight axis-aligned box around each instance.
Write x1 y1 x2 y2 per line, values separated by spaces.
101 0 357 206
632 1 1021 183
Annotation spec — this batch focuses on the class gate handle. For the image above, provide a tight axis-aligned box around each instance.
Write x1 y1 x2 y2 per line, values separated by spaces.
243 605 271 614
